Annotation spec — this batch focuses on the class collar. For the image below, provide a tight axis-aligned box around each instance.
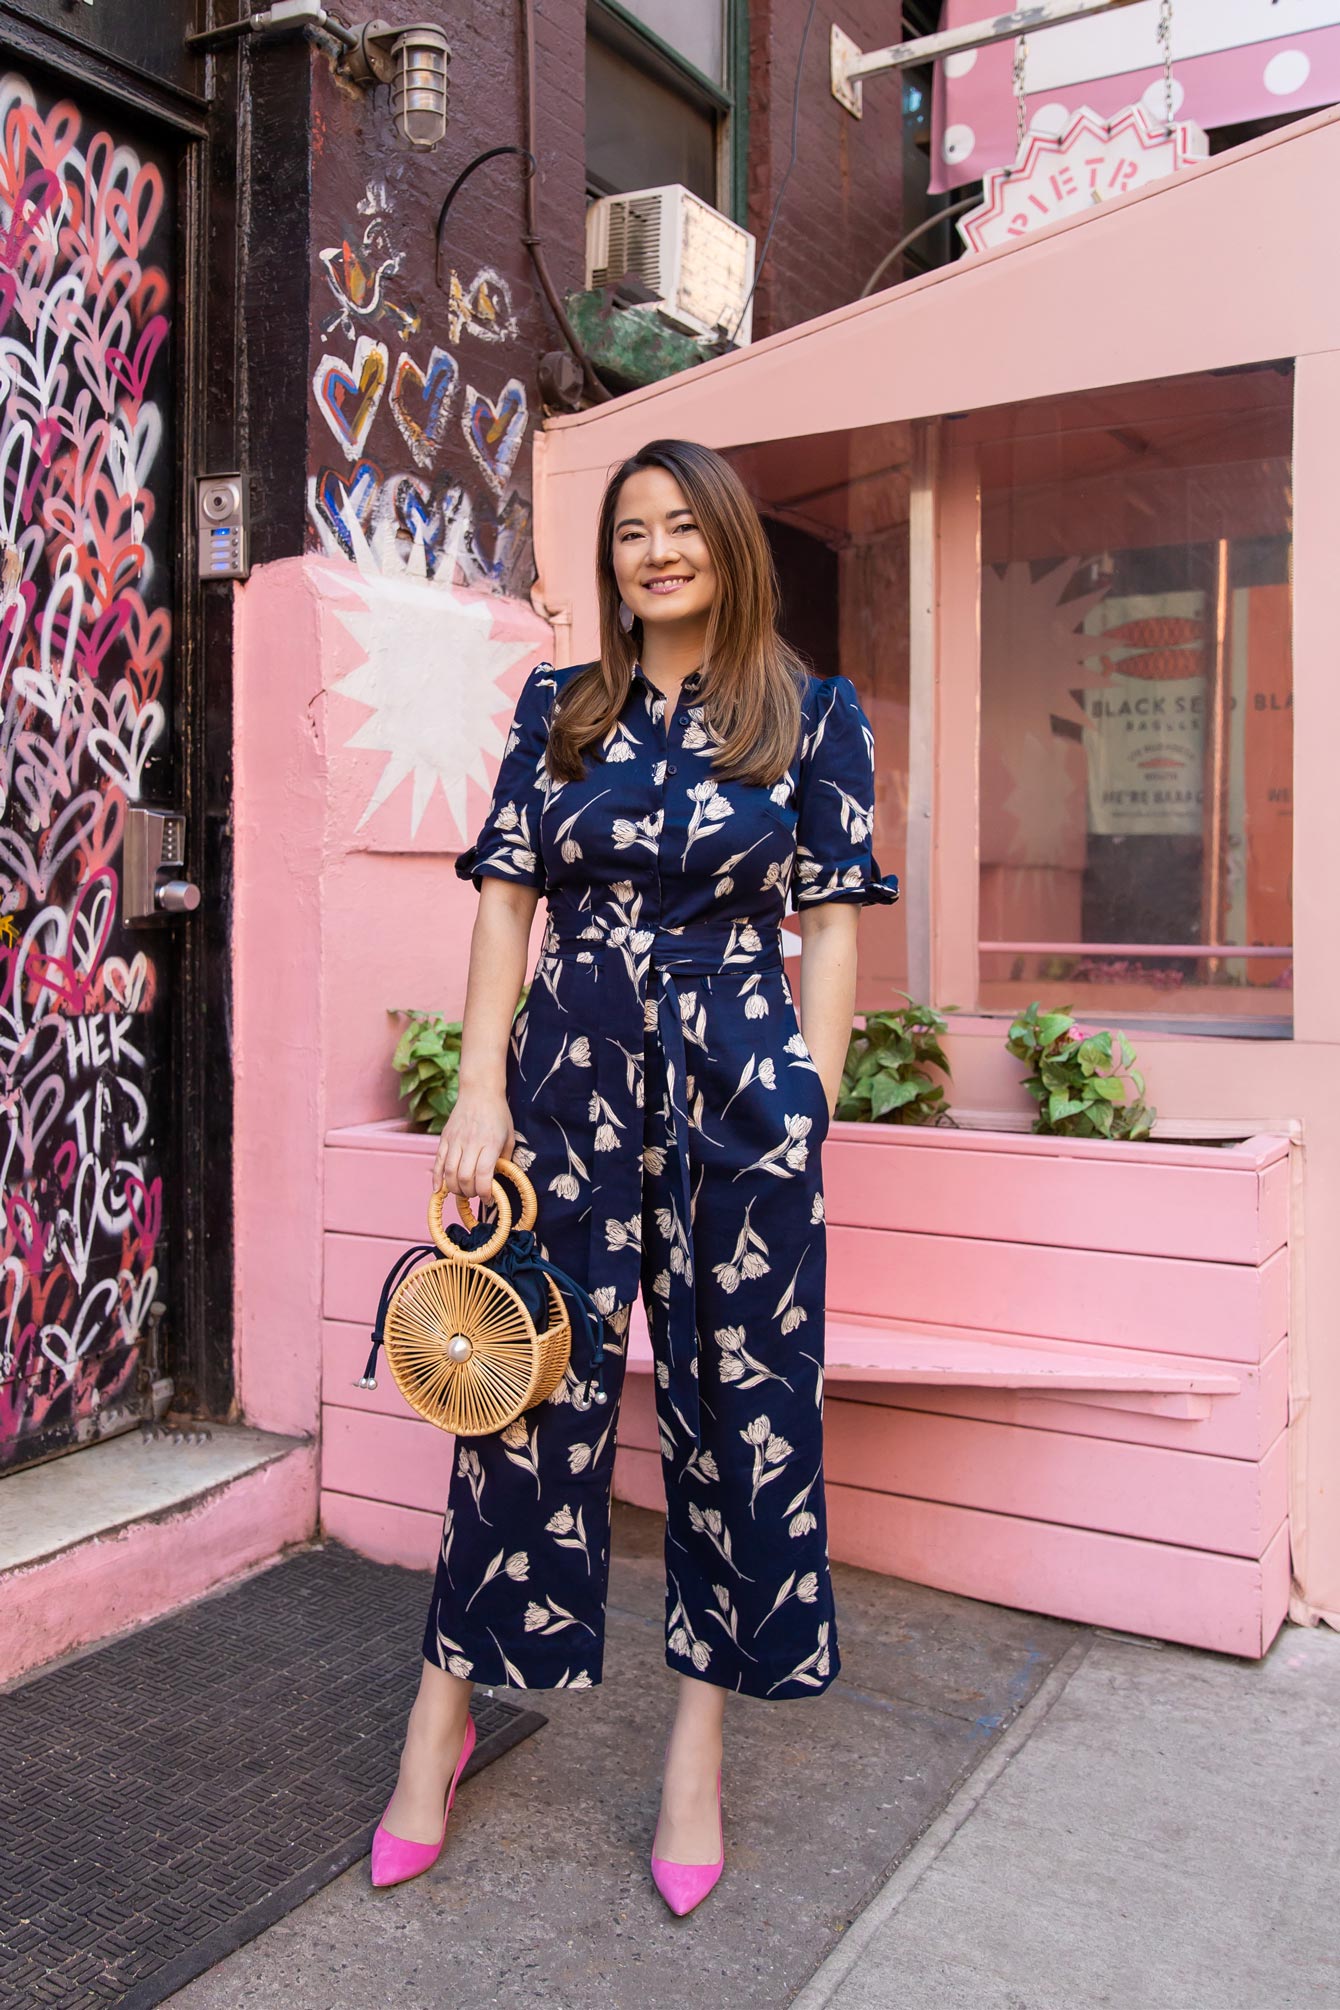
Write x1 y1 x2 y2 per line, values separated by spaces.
631 660 704 698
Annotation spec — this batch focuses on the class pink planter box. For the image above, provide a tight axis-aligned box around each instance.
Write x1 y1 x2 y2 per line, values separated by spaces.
321 1118 1291 1654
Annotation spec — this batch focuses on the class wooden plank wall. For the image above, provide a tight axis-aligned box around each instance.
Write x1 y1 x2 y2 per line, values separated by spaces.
319 1123 1292 1656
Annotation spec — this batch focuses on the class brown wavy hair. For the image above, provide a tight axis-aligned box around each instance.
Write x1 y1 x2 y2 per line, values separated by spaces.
545 438 807 786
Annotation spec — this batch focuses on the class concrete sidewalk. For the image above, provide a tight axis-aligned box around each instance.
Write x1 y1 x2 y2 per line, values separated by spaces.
163 1503 1079 2009
796 1618 1340 2010
158 1507 1340 2009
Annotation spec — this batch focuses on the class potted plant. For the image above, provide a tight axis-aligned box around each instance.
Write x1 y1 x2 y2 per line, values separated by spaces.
836 996 953 1125
1005 1001 1155 1141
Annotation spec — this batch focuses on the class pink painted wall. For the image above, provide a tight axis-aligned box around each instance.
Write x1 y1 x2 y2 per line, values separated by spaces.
530 109 1340 1633
1 1443 317 1688
232 554 552 1441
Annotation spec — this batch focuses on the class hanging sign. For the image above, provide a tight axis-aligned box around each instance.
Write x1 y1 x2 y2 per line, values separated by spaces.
958 102 1208 254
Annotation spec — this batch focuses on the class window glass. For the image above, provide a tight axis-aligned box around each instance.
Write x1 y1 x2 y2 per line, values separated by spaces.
725 426 911 1009
973 366 1293 1026
617 0 726 85
586 33 719 203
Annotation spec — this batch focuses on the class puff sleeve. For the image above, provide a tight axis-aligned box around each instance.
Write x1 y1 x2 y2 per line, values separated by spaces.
454 661 557 891
792 673 900 910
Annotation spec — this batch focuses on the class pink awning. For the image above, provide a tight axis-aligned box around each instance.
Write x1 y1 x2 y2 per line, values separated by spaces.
931 0 1340 191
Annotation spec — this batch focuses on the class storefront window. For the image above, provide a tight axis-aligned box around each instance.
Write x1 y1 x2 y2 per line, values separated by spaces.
725 426 911 1010
972 365 1293 1027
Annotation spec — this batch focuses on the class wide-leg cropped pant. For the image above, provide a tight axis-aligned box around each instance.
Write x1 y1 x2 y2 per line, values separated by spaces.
419 969 840 1702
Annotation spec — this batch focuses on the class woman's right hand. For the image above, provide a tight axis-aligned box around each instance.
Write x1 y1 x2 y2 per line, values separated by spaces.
432 1090 516 1203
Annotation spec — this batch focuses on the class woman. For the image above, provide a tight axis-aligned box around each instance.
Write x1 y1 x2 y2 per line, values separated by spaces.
372 437 898 1913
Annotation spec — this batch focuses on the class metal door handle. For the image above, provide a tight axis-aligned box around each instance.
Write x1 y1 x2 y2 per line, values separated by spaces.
156 879 202 913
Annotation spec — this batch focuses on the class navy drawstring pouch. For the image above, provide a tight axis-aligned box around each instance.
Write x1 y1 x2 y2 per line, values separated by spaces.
356 1208 609 1424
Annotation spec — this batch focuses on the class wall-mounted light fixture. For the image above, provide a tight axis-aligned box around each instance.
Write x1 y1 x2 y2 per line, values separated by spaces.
340 21 450 151
187 3 451 153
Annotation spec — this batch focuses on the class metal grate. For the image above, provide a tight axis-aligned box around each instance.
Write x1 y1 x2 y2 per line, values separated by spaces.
0 1543 544 2010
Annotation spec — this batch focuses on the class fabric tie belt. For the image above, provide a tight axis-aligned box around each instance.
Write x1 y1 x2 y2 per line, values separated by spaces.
544 907 785 1448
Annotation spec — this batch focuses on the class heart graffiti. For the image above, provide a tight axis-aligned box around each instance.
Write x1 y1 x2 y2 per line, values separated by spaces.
313 336 389 458
464 377 529 496
1 86 172 1463
389 346 458 470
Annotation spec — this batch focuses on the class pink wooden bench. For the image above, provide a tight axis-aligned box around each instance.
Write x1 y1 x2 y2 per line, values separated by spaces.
318 1120 1291 1657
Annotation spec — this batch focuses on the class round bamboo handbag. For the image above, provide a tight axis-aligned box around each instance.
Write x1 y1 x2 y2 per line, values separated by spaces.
356 1158 603 1437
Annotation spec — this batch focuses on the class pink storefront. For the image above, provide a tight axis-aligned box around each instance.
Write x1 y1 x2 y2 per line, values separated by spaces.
17 103 1333 1683
251 105 1339 1662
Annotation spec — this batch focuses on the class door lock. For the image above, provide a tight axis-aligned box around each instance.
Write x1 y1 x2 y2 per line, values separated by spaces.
123 809 201 925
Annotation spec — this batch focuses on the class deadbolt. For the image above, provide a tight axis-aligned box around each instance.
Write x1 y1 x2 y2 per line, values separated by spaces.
123 809 200 925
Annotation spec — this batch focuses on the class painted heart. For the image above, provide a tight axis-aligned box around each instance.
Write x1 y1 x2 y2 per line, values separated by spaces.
10 726 71 831
390 347 458 469
56 1152 105 1291
120 592 171 710
311 460 380 561
11 559 82 728
86 680 165 796
118 1263 158 1348
96 950 153 1014
0 789 107 903
77 596 132 680
0 1253 25 1374
0 581 36 696
464 377 528 495
0 167 60 325
104 402 163 502
122 1172 162 1258
105 313 169 409
40 1275 119 1380
75 787 127 881
85 128 166 266
0 1008 66 1094
20 869 116 1018
0 414 35 545
468 489 531 590
104 159 167 264
367 474 444 570
7 1071 65 1181
313 337 388 459
4 1195 42 1271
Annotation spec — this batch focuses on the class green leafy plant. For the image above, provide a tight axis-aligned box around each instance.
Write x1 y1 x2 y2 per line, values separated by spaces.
1006 1002 1156 1141
391 991 528 1131
836 997 954 1125
390 1010 463 1132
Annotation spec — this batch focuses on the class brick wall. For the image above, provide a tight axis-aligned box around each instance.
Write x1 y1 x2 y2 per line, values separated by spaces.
746 0 905 338
304 0 589 592
298 0 908 587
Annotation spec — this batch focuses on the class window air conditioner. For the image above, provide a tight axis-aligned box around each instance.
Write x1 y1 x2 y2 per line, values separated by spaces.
585 184 756 347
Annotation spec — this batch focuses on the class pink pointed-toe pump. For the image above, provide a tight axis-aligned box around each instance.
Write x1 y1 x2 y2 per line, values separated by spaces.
650 1769 724 1917
370 1713 477 1889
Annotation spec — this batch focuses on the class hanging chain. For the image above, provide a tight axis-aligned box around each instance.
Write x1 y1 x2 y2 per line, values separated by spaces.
1157 0 1175 129
1013 32 1029 149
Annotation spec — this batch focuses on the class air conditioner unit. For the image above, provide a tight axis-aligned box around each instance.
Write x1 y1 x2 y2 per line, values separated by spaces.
585 184 756 347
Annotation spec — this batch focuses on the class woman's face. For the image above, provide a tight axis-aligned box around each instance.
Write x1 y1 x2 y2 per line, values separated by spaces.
610 465 718 639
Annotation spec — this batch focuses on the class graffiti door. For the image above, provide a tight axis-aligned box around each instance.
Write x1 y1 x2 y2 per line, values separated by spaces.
1 71 181 1471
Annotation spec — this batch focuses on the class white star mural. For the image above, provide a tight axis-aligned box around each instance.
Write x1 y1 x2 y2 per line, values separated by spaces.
329 571 529 837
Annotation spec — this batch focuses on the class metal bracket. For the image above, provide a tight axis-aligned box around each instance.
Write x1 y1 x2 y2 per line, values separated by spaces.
830 0 1146 115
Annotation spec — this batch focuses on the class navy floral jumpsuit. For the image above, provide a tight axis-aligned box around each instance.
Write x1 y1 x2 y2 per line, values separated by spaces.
421 659 898 1699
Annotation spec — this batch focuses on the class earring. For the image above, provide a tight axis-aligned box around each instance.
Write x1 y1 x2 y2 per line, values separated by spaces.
618 599 635 633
